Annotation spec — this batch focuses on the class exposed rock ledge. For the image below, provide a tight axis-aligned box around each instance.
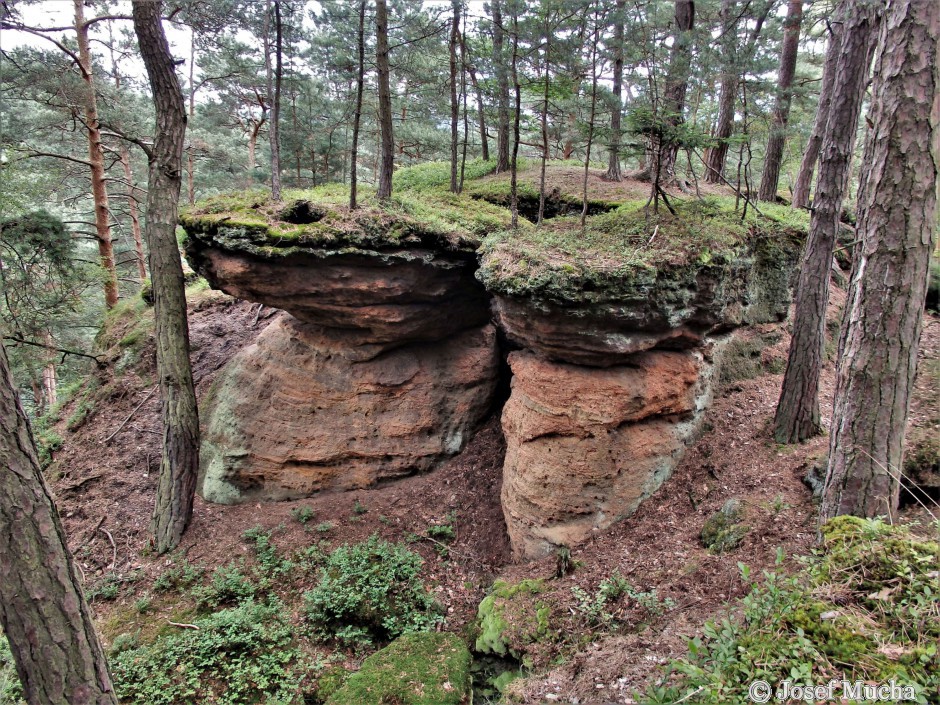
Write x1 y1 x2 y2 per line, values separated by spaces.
199 316 498 504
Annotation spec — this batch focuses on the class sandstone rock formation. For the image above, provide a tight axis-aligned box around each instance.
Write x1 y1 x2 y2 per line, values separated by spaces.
500 346 721 558
199 315 498 504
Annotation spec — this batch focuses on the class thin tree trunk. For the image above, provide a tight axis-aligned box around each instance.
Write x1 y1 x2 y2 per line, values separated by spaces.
704 0 771 184
509 7 521 228
269 0 283 200
605 0 625 181
0 342 118 705
350 0 366 209
792 5 843 209
758 0 804 202
537 21 551 226
74 0 118 309
449 0 460 193
491 0 510 172
821 0 938 521
187 29 196 206
581 9 600 225
657 0 695 179
120 146 147 281
467 63 489 161
133 0 200 555
375 0 393 200
459 5 469 193
773 0 881 444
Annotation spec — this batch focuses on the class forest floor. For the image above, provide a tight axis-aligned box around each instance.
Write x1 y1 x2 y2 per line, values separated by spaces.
41 276 939 705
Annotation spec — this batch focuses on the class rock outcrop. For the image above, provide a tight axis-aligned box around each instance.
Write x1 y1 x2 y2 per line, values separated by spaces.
500 346 721 558
199 316 497 504
183 192 505 504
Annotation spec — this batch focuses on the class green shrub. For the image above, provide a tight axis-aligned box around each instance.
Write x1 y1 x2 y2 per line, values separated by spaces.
193 563 257 611
304 535 442 646
645 519 940 704
242 526 293 580
111 600 313 705
152 557 204 593
0 634 24 705
291 506 315 524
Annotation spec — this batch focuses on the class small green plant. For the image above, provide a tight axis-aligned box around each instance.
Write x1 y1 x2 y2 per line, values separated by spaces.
0 633 24 705
353 499 367 515
134 596 152 615
304 535 442 646
242 526 293 580
291 506 315 524
153 557 204 593
109 631 141 657
111 600 313 705
86 573 122 602
573 572 674 628
193 563 257 611
701 499 749 553
315 521 334 534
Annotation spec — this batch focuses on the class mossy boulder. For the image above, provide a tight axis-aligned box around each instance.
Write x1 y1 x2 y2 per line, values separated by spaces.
325 632 472 705
475 579 552 661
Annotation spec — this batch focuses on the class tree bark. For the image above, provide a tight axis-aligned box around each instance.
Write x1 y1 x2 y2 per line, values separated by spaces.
74 0 118 309
657 0 695 179
773 0 881 444
120 146 147 281
133 0 200 555
537 20 551 226
509 7 521 229
466 62 489 161
791 5 843 209
821 0 938 521
0 342 118 705
605 0 625 181
449 0 460 193
491 0 511 173
581 10 600 225
350 0 366 209
375 0 394 200
757 0 803 202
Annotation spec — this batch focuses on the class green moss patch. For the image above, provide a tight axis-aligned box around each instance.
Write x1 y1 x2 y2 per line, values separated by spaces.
180 183 514 259
325 632 471 705
475 579 551 660
700 499 749 554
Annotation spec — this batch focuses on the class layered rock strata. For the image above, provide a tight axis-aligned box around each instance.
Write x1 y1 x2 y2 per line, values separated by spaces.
199 315 498 503
184 196 501 504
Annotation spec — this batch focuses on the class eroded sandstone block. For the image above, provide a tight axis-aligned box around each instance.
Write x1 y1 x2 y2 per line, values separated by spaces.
501 347 720 559
199 316 498 504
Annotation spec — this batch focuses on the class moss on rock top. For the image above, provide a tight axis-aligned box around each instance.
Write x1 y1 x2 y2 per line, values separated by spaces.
477 197 808 306
180 182 514 260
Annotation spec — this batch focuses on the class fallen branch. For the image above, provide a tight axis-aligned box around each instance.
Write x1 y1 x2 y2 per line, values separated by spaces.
105 387 157 443
100 527 117 570
60 473 103 493
167 621 199 630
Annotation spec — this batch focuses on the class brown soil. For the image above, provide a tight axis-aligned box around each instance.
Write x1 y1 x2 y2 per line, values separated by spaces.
44 284 939 705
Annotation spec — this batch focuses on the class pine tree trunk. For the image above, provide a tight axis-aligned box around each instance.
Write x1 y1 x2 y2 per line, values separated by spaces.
705 0 771 184
467 63 489 161
491 0 510 173
349 0 366 209
758 0 803 202
74 0 118 309
657 0 695 179
537 24 551 226
605 0 625 181
269 0 283 201
509 8 521 229
375 0 394 200
581 11 600 225
133 0 200 555
449 0 460 193
821 0 938 521
187 31 196 206
791 4 844 209
773 0 881 444
0 342 118 705
120 146 147 281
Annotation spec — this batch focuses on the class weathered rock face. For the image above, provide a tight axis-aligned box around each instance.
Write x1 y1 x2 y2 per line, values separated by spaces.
191 248 489 344
500 345 723 560
199 315 498 504
488 238 800 367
